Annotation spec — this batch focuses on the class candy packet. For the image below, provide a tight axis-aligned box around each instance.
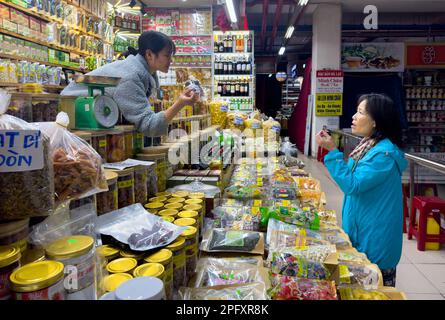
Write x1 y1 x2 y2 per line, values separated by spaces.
200 228 264 255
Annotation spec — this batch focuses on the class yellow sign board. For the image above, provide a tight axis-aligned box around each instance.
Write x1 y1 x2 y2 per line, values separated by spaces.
315 93 343 116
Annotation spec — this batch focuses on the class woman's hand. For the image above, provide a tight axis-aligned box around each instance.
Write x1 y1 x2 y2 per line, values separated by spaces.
177 88 199 107
316 130 337 151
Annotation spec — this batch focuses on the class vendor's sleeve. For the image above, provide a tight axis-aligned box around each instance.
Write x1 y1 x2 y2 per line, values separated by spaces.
324 149 395 195
112 78 168 137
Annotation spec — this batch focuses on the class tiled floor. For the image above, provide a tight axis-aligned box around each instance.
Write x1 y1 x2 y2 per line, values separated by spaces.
299 154 445 300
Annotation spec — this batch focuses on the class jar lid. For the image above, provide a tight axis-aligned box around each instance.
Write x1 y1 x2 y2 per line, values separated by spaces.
183 204 202 212
167 197 185 204
133 263 165 278
0 245 21 268
10 260 65 293
185 198 203 205
160 216 175 223
174 218 197 227
115 277 164 300
104 170 119 183
178 210 198 219
103 273 133 292
172 191 189 198
188 192 205 198
119 249 145 260
166 237 186 251
0 218 29 238
149 196 168 203
97 245 120 259
181 226 198 239
158 209 178 217
19 247 45 265
45 235 94 260
144 202 164 210
156 191 171 198
107 258 138 274
164 203 183 210
144 249 172 264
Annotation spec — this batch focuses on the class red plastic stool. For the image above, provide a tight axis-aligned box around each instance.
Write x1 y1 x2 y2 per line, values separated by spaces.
317 146 329 164
402 185 409 233
407 196 445 251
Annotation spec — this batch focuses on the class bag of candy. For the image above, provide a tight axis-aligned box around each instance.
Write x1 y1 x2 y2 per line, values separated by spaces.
338 262 383 288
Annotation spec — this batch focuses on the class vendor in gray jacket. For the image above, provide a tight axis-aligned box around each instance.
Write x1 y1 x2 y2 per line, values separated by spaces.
61 31 199 137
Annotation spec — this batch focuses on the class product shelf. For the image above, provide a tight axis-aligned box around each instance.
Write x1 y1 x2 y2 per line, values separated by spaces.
0 52 86 73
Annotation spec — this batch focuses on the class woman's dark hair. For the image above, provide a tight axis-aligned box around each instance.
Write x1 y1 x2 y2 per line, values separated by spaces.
122 31 176 58
358 93 403 147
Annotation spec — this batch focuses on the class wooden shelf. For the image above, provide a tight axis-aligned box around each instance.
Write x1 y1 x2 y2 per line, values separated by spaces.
0 52 86 73
0 29 93 57
0 82 66 90
0 1 112 45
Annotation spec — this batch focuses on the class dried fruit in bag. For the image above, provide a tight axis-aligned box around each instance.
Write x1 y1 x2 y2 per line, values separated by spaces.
179 282 268 300
268 273 337 300
208 229 260 252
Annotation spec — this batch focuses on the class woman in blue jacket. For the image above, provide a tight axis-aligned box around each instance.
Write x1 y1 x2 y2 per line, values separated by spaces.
316 93 407 286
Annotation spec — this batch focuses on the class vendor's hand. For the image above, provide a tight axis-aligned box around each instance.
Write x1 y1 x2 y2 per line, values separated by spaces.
178 88 199 106
316 130 337 151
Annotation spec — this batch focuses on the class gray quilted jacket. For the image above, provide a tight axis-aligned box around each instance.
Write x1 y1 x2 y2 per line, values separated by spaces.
61 54 168 137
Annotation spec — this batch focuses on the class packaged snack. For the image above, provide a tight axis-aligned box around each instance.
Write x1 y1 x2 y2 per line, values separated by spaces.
0 91 54 220
260 206 320 230
295 177 321 191
298 190 323 208
35 112 107 206
337 248 370 264
212 206 261 231
268 273 337 300
200 229 264 255
96 204 186 251
209 101 228 127
179 282 268 300
269 246 335 280
338 262 383 288
338 286 393 300
224 185 263 200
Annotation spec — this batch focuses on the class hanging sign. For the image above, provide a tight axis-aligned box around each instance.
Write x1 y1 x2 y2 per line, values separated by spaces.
315 70 344 116
405 43 445 69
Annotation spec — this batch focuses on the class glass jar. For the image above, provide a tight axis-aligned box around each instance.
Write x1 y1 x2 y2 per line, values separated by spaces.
91 131 108 163
102 273 133 293
113 168 135 209
107 130 126 163
116 125 134 159
178 210 199 230
172 191 189 198
167 197 186 205
144 249 173 300
119 249 145 263
166 237 186 290
97 170 119 215
160 216 175 223
133 131 144 155
45 235 95 294
133 263 165 285
0 245 21 300
181 226 198 286
183 204 204 236
134 165 149 205
149 196 168 203
144 202 164 214
174 218 198 229
69 194 97 211
10 260 66 300
164 203 183 211
156 191 172 198
147 163 158 198
156 156 167 192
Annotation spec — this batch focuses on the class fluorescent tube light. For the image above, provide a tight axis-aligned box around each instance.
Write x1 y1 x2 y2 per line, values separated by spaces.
278 47 286 55
298 0 309 6
285 26 294 39
226 0 238 23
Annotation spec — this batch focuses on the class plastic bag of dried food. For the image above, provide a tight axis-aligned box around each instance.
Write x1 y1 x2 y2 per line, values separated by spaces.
200 229 264 255
337 286 392 300
179 282 268 300
267 231 334 258
268 273 337 300
337 248 370 264
197 256 264 270
212 206 261 231
96 203 186 251
193 260 269 288
35 112 107 206
0 90 55 221
260 206 320 230
338 262 383 289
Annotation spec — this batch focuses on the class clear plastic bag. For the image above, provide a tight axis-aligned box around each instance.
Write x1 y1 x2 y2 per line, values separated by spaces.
168 180 220 198
212 206 261 231
338 262 383 288
200 228 264 255
260 206 320 230
338 248 370 264
0 90 55 221
193 259 269 287
35 112 107 206
268 273 337 300
96 203 186 251
337 286 392 300
179 282 268 300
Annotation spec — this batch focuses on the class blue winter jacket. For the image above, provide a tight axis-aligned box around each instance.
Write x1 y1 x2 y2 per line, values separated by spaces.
324 138 408 270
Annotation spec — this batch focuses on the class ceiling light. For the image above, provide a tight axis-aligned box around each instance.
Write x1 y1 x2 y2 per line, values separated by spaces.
268 74 272 77
298 0 309 6
285 26 294 39
225 0 238 23
303 63 306 68
278 46 285 55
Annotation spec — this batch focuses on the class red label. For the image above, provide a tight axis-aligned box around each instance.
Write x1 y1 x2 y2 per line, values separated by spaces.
406 44 445 67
